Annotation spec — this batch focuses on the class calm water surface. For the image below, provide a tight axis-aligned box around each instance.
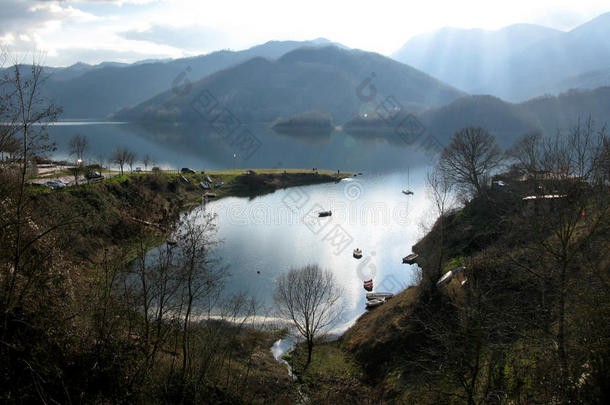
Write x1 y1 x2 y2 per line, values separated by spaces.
186 168 432 330
47 121 438 171
49 122 436 330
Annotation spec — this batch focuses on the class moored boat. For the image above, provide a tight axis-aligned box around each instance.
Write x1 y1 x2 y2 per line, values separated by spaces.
402 253 418 264
365 298 384 309
366 292 393 300
353 248 363 259
318 210 332 217
402 189 414 195
363 279 373 291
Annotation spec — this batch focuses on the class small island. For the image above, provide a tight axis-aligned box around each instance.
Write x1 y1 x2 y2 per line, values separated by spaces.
271 110 335 140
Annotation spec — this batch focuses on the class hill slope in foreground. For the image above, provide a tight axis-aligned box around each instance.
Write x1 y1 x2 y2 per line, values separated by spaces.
287 174 610 404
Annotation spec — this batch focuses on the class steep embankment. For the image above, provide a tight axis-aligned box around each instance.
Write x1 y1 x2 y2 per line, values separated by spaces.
288 176 610 404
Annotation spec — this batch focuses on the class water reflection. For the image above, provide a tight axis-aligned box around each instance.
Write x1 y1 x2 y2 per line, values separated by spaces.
47 121 438 171
183 169 431 329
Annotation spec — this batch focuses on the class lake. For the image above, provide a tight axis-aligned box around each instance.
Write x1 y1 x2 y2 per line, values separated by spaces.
47 121 435 331
46 121 440 172
183 168 432 331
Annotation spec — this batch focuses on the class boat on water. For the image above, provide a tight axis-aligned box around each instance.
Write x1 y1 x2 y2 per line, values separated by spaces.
366 298 385 309
366 292 394 300
318 210 332 217
363 279 373 291
402 166 414 195
353 248 363 259
402 253 419 264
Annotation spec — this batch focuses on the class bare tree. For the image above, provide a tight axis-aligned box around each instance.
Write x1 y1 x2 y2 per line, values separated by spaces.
426 168 456 280
0 46 16 158
127 151 135 173
174 209 226 378
95 153 106 170
274 264 343 367
568 117 606 181
511 120 610 399
506 131 543 176
0 56 64 371
438 127 503 195
69 134 88 184
69 133 88 161
142 153 151 172
112 146 131 175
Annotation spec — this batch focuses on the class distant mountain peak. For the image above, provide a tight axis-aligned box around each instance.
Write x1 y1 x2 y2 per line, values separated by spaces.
392 11 610 100
68 62 92 69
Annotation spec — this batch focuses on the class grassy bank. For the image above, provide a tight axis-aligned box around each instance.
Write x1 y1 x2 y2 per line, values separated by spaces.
0 168 349 403
285 173 609 404
27 169 348 258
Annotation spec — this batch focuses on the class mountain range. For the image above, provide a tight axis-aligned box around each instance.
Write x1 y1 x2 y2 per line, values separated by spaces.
112 46 465 124
344 87 610 147
3 12 610 150
7 38 342 118
392 12 610 101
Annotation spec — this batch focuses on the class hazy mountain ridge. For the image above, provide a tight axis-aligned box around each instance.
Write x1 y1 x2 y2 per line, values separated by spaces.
549 67 610 94
344 87 610 147
113 45 466 125
4 39 342 119
392 12 610 101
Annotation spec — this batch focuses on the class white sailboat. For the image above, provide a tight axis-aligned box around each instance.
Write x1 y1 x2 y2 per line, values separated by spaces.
402 166 414 195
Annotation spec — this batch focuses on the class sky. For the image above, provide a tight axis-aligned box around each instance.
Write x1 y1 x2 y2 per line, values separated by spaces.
1 0 609 66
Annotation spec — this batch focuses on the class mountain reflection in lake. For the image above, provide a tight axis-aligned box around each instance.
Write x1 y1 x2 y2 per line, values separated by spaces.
47 121 438 171
178 169 431 330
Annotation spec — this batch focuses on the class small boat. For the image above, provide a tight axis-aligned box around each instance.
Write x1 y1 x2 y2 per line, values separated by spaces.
363 279 373 291
205 176 213 183
318 210 332 217
199 182 211 190
436 270 454 286
358 172 363 175
402 253 418 264
214 181 224 188
204 193 217 198
366 292 393 300
365 298 384 309
353 248 363 259
180 175 190 184
402 166 414 195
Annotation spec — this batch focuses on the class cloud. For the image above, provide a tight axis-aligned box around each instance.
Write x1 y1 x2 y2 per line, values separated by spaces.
118 23 229 50
0 1 96 37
